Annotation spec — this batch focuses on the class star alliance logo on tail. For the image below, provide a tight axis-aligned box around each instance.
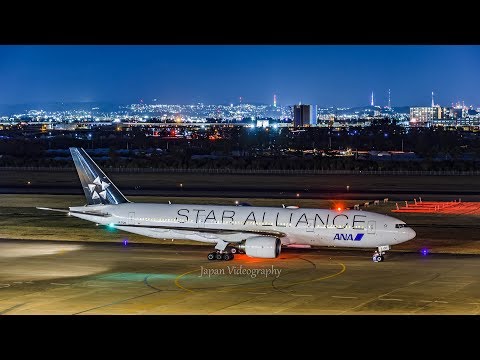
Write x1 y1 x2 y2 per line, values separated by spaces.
333 233 364 241
87 176 110 200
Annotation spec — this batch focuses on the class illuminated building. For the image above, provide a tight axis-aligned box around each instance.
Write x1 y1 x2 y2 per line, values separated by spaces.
293 104 311 127
409 106 441 127
310 105 317 126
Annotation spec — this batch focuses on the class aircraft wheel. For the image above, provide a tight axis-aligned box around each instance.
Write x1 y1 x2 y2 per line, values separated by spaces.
207 253 215 261
376 255 383 262
223 253 232 261
215 253 223 260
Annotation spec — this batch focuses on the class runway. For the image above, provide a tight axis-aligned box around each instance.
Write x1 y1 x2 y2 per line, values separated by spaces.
1 239 480 314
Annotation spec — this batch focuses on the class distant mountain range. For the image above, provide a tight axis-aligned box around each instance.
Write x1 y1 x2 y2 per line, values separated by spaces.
0 102 122 115
332 105 410 115
0 102 412 117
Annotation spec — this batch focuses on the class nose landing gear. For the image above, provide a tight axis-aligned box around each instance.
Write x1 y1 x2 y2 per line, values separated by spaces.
373 254 385 262
373 245 390 262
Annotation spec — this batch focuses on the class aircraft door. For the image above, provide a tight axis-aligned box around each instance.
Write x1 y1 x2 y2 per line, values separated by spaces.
367 220 376 234
128 212 135 225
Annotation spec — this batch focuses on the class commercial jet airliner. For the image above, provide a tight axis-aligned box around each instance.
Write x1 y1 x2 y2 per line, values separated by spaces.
38 148 416 262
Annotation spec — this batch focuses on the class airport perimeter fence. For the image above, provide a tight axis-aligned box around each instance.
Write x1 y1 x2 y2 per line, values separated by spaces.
2 166 480 176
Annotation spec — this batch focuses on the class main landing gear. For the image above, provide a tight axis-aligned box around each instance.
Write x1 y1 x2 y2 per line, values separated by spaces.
207 251 234 261
208 242 239 261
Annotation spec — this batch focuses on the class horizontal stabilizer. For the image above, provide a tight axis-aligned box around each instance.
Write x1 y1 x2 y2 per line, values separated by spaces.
36 207 70 213
69 210 111 217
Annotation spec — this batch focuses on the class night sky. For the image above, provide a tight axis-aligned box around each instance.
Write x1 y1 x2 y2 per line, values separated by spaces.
0 45 479 108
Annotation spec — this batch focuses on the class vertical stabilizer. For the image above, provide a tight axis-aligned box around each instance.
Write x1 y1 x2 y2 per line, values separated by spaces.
70 147 129 205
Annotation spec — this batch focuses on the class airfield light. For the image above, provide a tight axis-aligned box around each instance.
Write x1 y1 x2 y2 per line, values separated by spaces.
108 223 115 229
421 248 429 256
296 193 300 197
123 239 128 246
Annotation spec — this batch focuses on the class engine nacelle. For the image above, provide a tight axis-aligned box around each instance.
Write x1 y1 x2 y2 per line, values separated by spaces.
238 236 281 258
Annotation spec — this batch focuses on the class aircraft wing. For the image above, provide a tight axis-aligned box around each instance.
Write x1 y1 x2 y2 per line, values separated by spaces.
115 224 286 243
181 228 286 243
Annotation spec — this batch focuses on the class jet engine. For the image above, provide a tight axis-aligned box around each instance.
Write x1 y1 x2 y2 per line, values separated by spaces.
237 236 281 258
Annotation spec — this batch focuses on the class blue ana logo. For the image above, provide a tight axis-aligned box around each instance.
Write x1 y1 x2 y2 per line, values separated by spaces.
334 233 364 241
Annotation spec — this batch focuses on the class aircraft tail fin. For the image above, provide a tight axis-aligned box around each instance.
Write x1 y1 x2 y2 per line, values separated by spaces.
69 147 129 205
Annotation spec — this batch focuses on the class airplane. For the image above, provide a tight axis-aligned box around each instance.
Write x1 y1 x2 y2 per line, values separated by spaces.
37 148 416 262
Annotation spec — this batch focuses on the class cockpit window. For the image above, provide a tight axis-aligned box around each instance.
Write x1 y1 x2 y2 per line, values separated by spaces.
395 224 407 228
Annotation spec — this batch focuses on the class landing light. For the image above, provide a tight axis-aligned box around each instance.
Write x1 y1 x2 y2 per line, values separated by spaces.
337 207 342 211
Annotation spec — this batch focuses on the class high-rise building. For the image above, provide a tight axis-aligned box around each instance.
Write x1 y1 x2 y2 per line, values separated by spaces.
410 106 441 127
431 107 464 127
371 91 374 106
310 105 317 126
293 104 311 127
273 94 277 107
388 89 391 109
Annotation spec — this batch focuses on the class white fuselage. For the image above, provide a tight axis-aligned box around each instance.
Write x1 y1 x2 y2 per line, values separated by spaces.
69 203 416 248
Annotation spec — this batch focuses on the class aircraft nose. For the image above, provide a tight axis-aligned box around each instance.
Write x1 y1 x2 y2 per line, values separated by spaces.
406 227 416 240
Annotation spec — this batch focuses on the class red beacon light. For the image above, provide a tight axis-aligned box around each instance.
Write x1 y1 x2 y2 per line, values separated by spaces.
334 203 345 211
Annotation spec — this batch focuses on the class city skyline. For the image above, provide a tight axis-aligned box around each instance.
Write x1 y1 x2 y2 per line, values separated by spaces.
0 45 479 107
